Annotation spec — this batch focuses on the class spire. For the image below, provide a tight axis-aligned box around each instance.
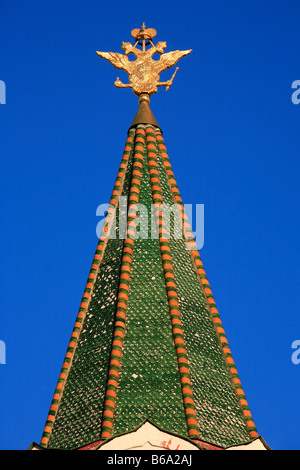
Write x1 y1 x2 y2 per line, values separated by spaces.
36 26 267 452
129 94 161 131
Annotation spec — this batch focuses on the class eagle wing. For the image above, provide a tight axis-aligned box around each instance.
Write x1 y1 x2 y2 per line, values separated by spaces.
95 51 134 74
154 49 192 74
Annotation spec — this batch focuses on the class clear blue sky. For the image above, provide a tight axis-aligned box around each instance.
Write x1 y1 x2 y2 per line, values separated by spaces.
1 0 299 450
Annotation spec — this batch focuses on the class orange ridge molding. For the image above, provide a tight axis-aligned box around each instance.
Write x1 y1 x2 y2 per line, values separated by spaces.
146 125 200 440
100 126 146 439
155 128 258 440
40 130 136 448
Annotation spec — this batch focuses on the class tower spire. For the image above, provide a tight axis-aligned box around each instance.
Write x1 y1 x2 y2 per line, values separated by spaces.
35 26 270 452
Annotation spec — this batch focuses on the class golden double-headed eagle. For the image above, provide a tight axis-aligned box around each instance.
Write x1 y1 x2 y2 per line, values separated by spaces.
96 24 192 96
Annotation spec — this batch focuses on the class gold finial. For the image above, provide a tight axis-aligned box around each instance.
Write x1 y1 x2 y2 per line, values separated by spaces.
96 25 192 97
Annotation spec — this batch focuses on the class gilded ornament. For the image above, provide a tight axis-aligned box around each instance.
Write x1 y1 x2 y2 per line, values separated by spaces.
96 23 192 97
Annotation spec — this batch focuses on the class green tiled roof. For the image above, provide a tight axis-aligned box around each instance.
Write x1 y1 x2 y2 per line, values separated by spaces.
41 104 257 450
